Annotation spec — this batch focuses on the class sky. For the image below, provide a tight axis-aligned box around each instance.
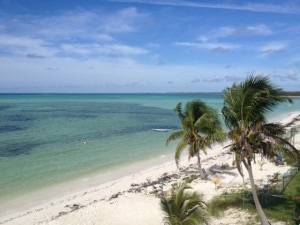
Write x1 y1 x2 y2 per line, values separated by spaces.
0 0 300 93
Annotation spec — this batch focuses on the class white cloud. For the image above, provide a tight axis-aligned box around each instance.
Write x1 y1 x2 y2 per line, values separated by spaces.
0 7 146 43
0 55 239 89
60 44 93 56
0 53 295 92
195 24 275 56
102 7 146 33
34 8 144 39
244 25 273 35
175 41 240 53
0 35 45 48
34 10 100 38
199 24 273 41
0 7 149 60
259 42 287 55
59 43 148 58
0 32 148 60
94 34 115 42
202 76 224 82
0 35 57 57
198 27 234 41
274 69 299 81
0 1 299 92
106 44 148 55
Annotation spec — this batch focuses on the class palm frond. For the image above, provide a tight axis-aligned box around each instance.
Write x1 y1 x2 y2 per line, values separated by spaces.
267 134 300 159
166 130 184 146
174 102 184 120
161 184 209 225
175 139 189 166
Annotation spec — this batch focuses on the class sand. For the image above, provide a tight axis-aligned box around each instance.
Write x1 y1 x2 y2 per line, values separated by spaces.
1 111 299 225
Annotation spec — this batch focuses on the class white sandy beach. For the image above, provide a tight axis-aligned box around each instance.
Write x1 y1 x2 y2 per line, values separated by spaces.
1 112 299 225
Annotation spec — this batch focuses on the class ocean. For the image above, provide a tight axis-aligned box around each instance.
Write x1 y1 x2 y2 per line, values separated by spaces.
0 93 299 206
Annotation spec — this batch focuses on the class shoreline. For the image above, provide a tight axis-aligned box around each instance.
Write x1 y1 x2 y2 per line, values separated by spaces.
0 151 175 217
269 110 300 123
1 111 300 225
1 141 230 223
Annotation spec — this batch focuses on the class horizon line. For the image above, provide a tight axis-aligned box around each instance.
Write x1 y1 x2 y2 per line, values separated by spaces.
0 91 299 95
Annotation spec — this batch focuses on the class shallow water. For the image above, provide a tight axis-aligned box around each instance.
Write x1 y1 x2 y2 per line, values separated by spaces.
0 93 299 203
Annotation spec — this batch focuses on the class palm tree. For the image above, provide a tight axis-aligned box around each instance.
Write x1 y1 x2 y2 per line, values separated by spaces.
166 100 224 178
222 75 300 225
160 183 209 225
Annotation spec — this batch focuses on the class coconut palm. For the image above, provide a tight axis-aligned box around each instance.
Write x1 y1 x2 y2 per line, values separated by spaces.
160 183 209 225
222 75 300 225
166 100 224 178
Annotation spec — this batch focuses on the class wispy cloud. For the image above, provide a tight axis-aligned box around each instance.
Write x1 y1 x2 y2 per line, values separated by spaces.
199 24 273 41
107 0 300 14
175 41 240 53
274 69 299 81
0 35 57 57
59 43 148 58
26 53 47 59
102 7 144 33
193 75 244 83
0 7 149 59
45 67 59 71
4 7 145 39
101 44 148 56
191 79 200 83
259 42 287 55
0 34 148 58
151 54 165 65
202 76 224 82
225 75 244 82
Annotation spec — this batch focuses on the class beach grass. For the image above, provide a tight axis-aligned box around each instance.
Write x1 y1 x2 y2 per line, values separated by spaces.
207 189 255 217
207 170 300 224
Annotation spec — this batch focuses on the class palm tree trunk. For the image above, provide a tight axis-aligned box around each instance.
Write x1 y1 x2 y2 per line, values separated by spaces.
244 161 270 225
196 152 206 179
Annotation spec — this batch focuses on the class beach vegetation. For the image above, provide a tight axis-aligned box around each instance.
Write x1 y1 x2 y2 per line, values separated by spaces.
222 75 300 225
207 170 300 225
207 189 254 217
183 174 198 184
160 183 209 225
254 170 300 224
166 100 225 179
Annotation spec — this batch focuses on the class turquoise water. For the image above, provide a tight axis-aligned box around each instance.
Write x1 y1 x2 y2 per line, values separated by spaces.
0 93 299 202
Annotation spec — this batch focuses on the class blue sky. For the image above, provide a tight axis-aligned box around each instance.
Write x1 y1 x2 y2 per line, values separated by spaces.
0 0 300 93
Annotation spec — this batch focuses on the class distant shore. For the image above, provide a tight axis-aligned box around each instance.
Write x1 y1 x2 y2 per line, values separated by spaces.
1 111 299 225
281 91 300 97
